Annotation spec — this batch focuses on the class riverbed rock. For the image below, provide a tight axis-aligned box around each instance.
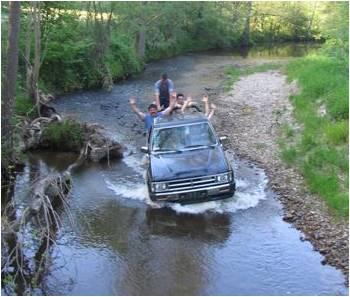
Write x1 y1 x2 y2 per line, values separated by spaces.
212 69 349 283
84 123 123 162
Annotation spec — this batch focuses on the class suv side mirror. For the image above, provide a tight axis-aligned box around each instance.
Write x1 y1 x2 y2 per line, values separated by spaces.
219 136 229 144
141 146 149 154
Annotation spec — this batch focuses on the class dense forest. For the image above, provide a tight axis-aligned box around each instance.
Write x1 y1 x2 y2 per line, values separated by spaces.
1 1 346 94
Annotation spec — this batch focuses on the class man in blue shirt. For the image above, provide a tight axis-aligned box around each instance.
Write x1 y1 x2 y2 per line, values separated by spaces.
129 96 174 132
154 73 174 110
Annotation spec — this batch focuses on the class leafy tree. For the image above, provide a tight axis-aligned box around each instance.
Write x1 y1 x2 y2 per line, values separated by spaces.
319 1 349 62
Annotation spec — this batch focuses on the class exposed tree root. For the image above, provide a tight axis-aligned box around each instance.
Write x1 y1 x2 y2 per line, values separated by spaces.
2 91 123 293
1 173 72 295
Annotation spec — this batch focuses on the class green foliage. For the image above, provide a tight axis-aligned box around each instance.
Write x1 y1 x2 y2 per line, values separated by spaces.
108 35 142 79
324 120 349 145
39 19 98 91
285 54 349 217
281 147 298 166
4 1 347 95
319 2 349 63
41 120 84 152
251 2 321 43
14 84 35 117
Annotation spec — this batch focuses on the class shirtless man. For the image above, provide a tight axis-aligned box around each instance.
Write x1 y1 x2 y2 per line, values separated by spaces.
181 94 216 119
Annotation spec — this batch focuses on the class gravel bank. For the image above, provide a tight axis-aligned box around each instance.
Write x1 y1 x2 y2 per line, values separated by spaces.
212 70 349 283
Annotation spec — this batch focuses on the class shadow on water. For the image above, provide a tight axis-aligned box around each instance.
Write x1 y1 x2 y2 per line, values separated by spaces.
146 207 231 244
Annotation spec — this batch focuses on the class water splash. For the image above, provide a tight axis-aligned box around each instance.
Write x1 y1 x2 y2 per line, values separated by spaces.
105 169 268 214
168 176 267 214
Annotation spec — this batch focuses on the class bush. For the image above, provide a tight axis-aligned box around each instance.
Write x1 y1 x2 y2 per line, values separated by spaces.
14 94 34 117
41 120 84 152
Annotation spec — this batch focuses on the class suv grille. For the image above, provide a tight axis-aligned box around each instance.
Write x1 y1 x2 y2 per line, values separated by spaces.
167 175 219 192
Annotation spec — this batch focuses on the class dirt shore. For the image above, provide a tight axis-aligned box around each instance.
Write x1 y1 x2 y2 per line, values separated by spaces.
212 70 349 283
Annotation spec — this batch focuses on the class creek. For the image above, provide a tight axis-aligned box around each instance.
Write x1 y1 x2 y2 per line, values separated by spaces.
10 43 348 295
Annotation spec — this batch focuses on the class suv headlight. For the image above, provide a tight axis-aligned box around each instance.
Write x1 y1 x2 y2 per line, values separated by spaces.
216 172 232 183
152 182 168 192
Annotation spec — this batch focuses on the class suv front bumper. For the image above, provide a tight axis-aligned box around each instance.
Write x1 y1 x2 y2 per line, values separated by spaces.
149 182 236 204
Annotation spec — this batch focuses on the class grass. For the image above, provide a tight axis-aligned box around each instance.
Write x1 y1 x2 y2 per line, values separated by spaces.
324 120 349 145
41 120 84 152
283 54 349 217
280 147 298 165
224 55 348 217
224 62 282 90
281 123 295 138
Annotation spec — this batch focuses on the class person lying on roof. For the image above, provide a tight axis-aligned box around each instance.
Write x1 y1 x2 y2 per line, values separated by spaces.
180 94 216 119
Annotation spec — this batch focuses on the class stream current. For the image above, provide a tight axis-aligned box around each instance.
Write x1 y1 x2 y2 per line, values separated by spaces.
13 44 348 295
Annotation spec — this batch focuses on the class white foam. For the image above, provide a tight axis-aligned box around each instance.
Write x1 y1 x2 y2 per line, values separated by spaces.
105 180 162 208
105 172 267 215
122 154 145 174
120 142 148 175
106 180 147 201
235 178 249 189
167 180 266 214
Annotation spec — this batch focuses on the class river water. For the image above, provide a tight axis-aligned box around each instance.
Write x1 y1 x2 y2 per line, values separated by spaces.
12 44 348 295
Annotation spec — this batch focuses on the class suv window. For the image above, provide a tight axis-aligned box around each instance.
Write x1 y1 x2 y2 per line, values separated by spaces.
151 122 217 152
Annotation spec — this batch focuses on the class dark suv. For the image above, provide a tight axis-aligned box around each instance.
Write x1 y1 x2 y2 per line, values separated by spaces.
141 114 236 204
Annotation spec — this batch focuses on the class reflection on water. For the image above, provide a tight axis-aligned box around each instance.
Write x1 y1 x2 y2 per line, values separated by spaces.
240 42 322 58
146 207 231 244
199 42 322 59
27 151 78 173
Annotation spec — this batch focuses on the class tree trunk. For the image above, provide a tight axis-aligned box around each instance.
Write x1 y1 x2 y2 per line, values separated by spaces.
1 1 21 151
136 28 146 58
240 2 252 47
306 2 317 39
32 1 41 113
25 5 33 97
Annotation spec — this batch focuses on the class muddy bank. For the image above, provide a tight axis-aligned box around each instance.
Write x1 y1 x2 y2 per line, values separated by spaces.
212 70 349 282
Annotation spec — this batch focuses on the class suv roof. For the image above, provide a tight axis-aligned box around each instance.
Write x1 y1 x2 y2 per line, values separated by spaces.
154 113 209 128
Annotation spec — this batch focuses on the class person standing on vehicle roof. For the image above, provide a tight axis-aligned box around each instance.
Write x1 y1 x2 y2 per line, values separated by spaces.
129 96 175 132
154 73 174 110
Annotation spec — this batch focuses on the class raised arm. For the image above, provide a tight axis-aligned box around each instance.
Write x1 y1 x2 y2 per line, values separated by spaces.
207 103 216 120
168 79 174 93
129 96 145 121
202 95 210 117
162 92 176 116
188 101 202 112
154 81 161 111
181 96 192 113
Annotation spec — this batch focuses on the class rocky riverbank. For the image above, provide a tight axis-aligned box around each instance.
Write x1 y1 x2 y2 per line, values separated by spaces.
212 70 349 283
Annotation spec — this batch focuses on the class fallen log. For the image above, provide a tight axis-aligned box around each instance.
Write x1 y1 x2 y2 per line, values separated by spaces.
2 109 124 293
1 171 72 294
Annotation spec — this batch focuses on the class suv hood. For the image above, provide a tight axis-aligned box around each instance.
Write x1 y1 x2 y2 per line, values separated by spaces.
150 146 229 181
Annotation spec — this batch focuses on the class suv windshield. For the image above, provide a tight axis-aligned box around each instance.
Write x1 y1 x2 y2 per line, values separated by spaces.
151 122 217 152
